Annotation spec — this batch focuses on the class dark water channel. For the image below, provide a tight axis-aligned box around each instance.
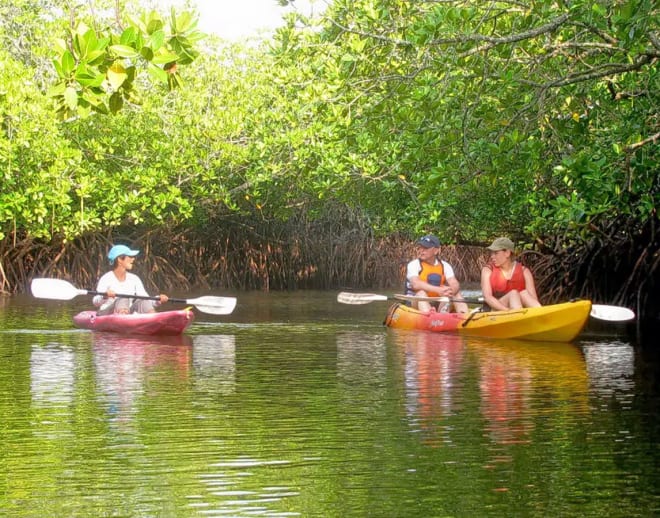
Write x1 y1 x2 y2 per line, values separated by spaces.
1 291 659 517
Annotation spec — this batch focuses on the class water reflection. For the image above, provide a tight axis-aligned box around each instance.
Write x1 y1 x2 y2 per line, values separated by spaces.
30 344 75 406
389 331 591 451
472 341 586 447
390 330 467 447
582 340 635 398
336 331 387 385
4 293 658 517
92 333 192 429
476 344 533 445
192 335 236 395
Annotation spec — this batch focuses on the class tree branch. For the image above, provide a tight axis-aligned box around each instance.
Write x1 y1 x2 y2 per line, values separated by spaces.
432 13 570 47
626 132 660 152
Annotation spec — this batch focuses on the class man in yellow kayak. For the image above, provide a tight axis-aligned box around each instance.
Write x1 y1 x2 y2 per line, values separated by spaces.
405 234 468 314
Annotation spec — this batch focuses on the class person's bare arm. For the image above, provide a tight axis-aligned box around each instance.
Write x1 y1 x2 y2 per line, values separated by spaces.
520 268 541 307
409 276 452 296
480 267 508 311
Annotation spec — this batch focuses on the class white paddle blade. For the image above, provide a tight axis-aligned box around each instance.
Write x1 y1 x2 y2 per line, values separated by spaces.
188 296 237 315
591 304 635 322
31 278 88 300
337 292 388 304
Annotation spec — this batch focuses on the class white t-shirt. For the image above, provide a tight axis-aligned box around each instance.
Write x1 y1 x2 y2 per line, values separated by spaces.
93 271 150 307
405 258 455 293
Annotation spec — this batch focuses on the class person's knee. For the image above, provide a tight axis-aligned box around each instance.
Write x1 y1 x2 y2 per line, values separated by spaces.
506 290 523 309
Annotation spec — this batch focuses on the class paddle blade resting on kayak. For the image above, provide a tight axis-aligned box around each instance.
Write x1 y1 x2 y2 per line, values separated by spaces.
590 304 635 322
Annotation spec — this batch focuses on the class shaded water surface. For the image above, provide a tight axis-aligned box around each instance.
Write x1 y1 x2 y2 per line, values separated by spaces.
1 292 659 516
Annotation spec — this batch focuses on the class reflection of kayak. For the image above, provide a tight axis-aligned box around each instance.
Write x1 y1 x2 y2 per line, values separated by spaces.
73 309 194 336
92 333 194 347
384 300 592 342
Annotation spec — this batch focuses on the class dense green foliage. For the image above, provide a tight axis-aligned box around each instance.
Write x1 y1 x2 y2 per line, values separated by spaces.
0 0 657 293
49 8 203 118
261 0 658 245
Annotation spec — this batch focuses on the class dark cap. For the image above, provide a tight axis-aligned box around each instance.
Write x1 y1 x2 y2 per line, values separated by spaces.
416 234 441 248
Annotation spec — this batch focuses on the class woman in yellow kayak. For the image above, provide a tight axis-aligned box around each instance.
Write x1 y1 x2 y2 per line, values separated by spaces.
481 237 541 311
93 244 169 315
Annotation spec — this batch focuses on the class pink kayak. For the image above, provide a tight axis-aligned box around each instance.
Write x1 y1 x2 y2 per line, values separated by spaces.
73 309 194 336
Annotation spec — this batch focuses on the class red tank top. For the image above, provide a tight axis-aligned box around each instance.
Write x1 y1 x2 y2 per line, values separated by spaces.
487 262 527 297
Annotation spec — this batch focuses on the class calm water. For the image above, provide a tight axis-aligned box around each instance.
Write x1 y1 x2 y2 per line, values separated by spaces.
1 292 659 517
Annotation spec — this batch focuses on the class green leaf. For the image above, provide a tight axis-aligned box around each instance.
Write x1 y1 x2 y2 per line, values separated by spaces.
86 50 106 65
147 62 168 84
173 10 194 33
46 82 66 97
60 51 76 76
149 30 166 51
52 59 64 78
109 92 124 113
81 89 105 107
77 29 98 59
109 45 139 58
64 87 78 110
107 62 128 90
140 47 155 61
75 65 105 87
147 18 165 35
120 27 139 46
152 52 180 65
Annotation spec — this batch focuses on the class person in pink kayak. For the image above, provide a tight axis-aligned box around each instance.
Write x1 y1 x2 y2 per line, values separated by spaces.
93 244 169 315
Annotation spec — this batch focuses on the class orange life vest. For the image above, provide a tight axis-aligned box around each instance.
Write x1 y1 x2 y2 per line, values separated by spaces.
487 261 527 298
407 260 447 297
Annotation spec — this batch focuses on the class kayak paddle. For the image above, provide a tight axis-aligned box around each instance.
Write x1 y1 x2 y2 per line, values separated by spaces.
337 291 635 322
336 291 482 305
590 304 635 322
31 278 237 315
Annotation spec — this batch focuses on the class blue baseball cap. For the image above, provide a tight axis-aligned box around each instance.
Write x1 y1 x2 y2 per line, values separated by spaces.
108 244 140 262
416 234 441 248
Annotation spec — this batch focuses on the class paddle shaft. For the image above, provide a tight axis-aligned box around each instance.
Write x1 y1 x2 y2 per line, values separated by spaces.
336 291 482 305
393 294 483 304
80 289 236 315
87 289 178 304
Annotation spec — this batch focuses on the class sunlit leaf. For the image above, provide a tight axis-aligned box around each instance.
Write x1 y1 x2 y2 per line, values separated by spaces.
110 44 139 58
63 86 78 110
107 62 128 90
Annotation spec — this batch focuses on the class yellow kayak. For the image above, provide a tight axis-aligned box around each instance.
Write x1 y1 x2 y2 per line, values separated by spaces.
384 300 592 342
